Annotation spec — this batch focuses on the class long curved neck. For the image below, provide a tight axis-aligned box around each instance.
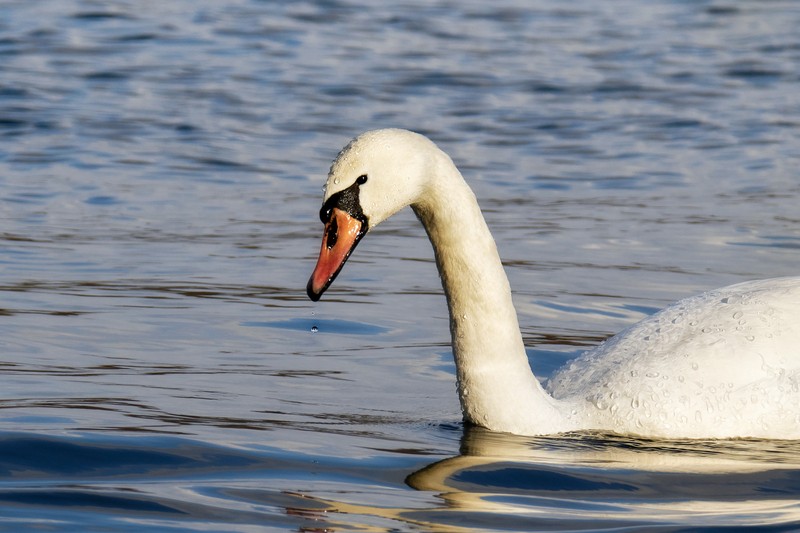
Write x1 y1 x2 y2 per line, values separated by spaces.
411 153 571 434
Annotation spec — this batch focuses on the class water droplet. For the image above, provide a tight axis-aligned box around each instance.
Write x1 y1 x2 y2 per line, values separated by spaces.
733 311 743 320
691 362 699 371
630 370 639 377
310 325 319 333
645 371 659 378
746 335 755 342
593 398 607 410
333 178 340 185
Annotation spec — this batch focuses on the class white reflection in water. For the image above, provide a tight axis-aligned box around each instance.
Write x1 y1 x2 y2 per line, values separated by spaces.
292 428 800 531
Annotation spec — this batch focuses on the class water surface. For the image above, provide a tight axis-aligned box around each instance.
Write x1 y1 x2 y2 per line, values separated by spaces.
2 0 800 530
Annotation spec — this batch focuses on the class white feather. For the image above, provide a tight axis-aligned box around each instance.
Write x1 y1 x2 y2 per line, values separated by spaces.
319 129 800 439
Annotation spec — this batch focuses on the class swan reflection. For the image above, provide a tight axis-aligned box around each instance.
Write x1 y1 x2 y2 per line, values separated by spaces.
286 427 800 531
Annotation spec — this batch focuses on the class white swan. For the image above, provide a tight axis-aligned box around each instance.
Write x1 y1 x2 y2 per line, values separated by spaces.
307 128 800 439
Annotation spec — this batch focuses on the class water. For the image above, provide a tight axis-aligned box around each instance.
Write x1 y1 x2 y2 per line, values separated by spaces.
2 0 800 530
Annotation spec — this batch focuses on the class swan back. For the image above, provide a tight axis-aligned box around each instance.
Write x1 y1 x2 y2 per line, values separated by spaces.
548 277 800 438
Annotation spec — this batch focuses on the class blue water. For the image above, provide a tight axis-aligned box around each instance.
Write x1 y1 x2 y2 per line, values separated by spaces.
2 0 800 530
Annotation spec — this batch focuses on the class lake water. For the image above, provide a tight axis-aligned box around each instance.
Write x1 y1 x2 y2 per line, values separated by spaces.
2 0 800 530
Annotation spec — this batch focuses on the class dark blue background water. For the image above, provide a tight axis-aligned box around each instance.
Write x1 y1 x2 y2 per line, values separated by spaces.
2 1 800 530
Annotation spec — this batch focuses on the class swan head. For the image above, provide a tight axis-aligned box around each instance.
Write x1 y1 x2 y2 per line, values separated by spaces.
306 129 437 301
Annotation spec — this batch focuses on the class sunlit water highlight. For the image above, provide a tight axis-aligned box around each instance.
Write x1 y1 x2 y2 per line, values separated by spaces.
2 0 800 530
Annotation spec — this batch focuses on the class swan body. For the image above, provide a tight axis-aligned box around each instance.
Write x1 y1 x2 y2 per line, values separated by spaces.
307 128 800 439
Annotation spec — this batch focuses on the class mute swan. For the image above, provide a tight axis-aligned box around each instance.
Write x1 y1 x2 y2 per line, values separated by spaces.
307 128 800 439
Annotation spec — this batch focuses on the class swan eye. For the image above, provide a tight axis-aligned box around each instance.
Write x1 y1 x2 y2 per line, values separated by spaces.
319 177 369 226
320 206 332 223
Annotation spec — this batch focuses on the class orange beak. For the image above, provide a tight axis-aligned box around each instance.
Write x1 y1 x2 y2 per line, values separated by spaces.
307 207 365 301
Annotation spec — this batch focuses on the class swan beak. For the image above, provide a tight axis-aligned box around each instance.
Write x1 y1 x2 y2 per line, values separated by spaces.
307 207 364 301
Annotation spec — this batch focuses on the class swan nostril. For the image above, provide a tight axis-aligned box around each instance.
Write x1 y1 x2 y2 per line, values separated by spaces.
325 216 339 250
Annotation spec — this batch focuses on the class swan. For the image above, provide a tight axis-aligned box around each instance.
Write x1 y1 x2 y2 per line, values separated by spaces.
306 128 800 439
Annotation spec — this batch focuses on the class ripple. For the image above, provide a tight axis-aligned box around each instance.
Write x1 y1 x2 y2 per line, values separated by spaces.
2 0 800 529
245 317 390 336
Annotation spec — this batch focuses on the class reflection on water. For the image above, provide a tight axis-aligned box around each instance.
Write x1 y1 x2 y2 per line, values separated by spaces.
358 429 800 531
2 430 798 531
2 0 800 530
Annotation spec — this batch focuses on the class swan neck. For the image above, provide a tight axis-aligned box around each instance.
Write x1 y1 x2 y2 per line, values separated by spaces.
413 171 523 361
411 155 568 433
